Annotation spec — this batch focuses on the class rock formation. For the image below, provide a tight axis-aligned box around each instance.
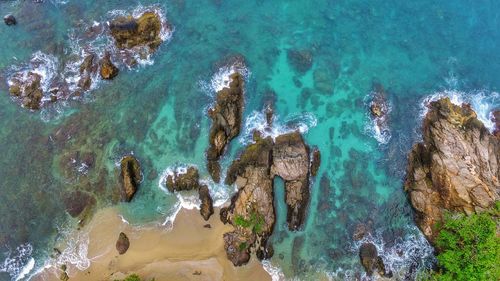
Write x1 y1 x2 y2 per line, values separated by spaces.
116 232 130 255
109 11 163 51
311 147 321 177
165 166 200 192
405 98 499 242
206 72 245 182
221 131 319 266
99 51 119 80
120 155 142 202
8 71 43 110
369 83 390 137
492 110 500 137
199 185 214 221
287 49 313 74
4 14 16 26
78 53 98 90
359 243 391 277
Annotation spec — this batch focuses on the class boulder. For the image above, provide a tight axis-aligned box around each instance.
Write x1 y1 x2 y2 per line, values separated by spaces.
405 98 499 242
359 243 389 277
369 83 390 136
99 51 119 80
287 49 313 74
198 185 214 221
116 232 130 255
166 166 200 192
8 71 43 110
109 11 163 50
310 147 321 177
207 72 245 182
120 155 142 202
4 14 16 26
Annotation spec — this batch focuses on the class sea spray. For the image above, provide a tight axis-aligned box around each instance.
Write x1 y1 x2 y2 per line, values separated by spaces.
0 243 34 281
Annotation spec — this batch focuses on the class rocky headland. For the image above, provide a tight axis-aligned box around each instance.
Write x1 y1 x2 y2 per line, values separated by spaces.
405 97 499 242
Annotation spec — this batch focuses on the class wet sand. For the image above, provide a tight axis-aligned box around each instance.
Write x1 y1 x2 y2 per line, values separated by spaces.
34 207 271 281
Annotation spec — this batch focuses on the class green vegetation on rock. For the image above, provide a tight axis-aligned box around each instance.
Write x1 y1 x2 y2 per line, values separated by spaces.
234 210 265 234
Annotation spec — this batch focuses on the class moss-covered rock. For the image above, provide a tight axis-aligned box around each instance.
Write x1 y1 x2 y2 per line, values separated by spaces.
8 71 43 110
99 51 119 80
109 12 163 51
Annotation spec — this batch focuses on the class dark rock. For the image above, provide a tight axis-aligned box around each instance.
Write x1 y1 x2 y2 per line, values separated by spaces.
310 147 321 177
116 232 130 255
4 14 16 26
203 224 211 229
166 166 199 192
492 110 500 137
99 51 119 80
198 185 214 221
8 71 43 110
359 243 377 276
287 49 313 74
313 69 333 94
120 155 142 202
223 232 251 266
207 72 245 182
63 191 96 218
109 11 164 51
405 98 499 242
78 54 98 90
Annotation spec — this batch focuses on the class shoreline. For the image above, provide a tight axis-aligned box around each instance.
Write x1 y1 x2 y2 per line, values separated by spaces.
32 207 272 281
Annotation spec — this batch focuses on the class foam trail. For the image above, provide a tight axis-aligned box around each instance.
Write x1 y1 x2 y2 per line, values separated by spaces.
262 260 286 281
0 243 34 281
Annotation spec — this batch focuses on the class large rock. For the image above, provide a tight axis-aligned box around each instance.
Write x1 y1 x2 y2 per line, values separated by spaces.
4 14 16 26
207 72 244 182
165 166 200 192
120 155 142 202
199 185 214 221
405 98 499 242
78 53 98 90
99 51 119 80
109 11 163 51
116 232 130 255
8 71 43 110
359 243 390 277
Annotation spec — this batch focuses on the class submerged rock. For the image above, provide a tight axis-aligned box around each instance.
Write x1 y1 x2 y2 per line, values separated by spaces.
120 155 142 202
116 232 130 255
222 131 319 266
165 166 200 192
63 191 96 218
405 98 499 242
207 72 245 182
287 49 313 74
4 14 16 26
310 147 321 177
109 11 163 51
199 185 214 221
8 71 43 110
99 51 119 80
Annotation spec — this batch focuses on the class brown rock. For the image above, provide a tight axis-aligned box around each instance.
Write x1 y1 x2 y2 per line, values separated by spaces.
8 71 44 110
99 52 119 80
199 185 214 221
109 12 164 51
310 147 321 177
165 166 200 192
120 155 142 202
207 72 245 182
492 110 500 137
116 232 130 255
78 53 98 90
405 98 499 242
4 14 16 26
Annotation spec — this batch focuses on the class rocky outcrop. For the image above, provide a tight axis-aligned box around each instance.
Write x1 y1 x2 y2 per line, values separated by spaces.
405 98 499 242
78 54 98 90
310 147 321 177
221 131 319 266
492 110 500 137
109 11 163 51
359 243 391 277
4 14 16 26
165 166 200 192
207 73 244 182
120 155 142 202
369 83 390 137
99 51 119 80
116 232 130 255
199 185 214 221
8 71 43 110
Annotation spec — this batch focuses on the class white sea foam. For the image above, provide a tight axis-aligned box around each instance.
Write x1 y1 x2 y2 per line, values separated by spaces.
421 89 499 132
262 260 286 281
363 92 392 145
55 232 91 271
209 62 250 93
0 243 34 281
241 110 317 144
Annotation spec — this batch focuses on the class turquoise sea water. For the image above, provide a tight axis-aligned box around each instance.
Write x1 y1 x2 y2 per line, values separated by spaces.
0 0 499 280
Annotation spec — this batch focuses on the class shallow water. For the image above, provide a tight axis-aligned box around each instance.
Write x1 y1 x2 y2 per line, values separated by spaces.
0 0 499 280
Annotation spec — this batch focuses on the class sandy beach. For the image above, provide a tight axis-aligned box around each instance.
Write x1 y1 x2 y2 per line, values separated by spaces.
33 207 272 281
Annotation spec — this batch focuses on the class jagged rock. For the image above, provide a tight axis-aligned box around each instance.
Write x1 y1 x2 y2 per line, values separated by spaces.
310 147 321 177
287 49 313 74
207 72 244 182
109 11 163 51
223 232 251 266
99 51 119 80
120 155 142 202
405 98 499 242
199 185 214 221
78 53 98 90
359 243 389 277
165 166 200 192
8 71 43 110
116 232 130 255
4 14 16 26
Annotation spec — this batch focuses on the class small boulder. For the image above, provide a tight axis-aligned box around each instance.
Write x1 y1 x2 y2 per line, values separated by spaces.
198 185 214 221
120 155 142 202
116 232 130 255
99 52 119 80
4 14 16 26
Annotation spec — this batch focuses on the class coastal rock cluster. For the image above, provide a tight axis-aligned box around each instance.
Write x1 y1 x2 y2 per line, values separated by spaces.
405 98 499 242
221 131 318 266
206 72 245 182
6 10 167 110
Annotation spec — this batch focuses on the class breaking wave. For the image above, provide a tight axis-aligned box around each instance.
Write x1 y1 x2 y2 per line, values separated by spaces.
0 243 35 281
